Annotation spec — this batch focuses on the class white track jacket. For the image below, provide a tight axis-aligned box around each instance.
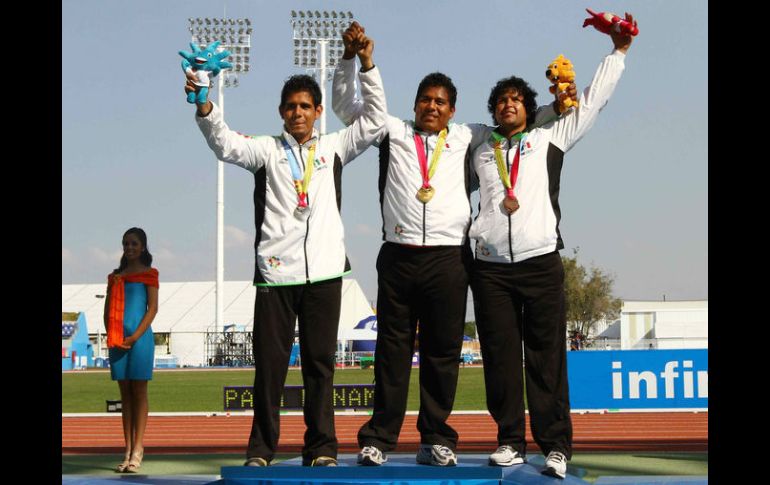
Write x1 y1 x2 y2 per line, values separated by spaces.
195 66 387 285
469 49 626 263
333 57 494 246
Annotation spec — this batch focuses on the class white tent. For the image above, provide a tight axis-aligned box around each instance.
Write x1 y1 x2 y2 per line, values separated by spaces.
62 278 377 366
337 280 378 340
336 280 378 365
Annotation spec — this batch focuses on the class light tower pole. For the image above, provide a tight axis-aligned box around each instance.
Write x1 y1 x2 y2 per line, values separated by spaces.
290 10 354 134
187 17 252 335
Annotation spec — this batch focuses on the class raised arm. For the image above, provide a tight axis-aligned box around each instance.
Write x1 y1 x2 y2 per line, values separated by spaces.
532 83 579 127
548 12 636 153
332 21 369 127
193 101 275 173
334 25 388 164
179 41 273 172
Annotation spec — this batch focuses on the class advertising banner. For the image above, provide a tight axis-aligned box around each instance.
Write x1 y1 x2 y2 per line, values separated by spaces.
567 349 708 409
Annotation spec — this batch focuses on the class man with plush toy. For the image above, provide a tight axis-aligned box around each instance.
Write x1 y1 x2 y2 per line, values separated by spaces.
181 25 387 467
468 11 637 479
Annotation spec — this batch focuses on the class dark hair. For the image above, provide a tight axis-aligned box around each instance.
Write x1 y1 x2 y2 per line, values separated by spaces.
280 75 322 109
414 72 457 109
116 227 153 272
487 76 538 127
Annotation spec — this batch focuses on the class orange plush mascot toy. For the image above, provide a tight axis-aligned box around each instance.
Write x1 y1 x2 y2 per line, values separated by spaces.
546 54 578 112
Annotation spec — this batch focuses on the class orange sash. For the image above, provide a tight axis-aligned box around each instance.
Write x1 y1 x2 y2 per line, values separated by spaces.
106 268 159 348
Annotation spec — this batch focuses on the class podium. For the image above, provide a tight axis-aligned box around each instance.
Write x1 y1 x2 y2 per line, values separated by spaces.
220 453 591 484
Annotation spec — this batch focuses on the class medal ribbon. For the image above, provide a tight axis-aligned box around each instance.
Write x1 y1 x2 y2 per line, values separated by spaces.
282 137 316 208
413 128 448 189
491 131 526 199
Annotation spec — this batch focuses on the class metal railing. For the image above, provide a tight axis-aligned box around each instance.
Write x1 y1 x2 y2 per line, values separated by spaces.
572 337 708 351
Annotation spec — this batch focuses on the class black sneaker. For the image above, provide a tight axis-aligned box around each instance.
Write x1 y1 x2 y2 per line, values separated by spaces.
415 444 457 466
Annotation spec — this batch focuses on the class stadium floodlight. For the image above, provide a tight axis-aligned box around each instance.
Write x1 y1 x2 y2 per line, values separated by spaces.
290 8 355 131
186 16 252 336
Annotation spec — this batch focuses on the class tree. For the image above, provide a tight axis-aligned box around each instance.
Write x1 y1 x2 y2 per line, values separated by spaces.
464 321 477 339
562 248 622 340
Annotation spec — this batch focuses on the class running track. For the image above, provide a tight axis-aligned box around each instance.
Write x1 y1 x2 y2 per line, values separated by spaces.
62 412 707 454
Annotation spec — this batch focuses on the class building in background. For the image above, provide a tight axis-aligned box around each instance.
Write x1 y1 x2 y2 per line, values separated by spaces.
61 312 94 370
592 300 708 350
621 300 707 349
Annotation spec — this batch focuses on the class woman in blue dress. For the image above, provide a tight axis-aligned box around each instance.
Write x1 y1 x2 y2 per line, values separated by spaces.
103 227 159 473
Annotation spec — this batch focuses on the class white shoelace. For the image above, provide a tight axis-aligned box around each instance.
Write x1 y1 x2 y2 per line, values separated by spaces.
435 445 454 456
549 452 566 463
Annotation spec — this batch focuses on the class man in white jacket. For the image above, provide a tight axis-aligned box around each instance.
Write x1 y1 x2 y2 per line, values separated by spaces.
469 13 637 479
185 26 386 467
332 22 573 468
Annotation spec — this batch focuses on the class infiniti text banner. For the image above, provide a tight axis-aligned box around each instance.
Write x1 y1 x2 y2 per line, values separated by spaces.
567 349 708 409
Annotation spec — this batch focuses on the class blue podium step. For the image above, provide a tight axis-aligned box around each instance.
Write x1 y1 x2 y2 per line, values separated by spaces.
62 476 222 485
594 477 707 484
220 453 591 485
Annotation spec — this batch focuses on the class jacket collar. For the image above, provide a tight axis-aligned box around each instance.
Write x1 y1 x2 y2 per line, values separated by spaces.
408 120 453 138
281 128 319 148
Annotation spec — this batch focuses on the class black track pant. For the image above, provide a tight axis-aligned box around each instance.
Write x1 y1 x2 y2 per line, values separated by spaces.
358 243 472 451
470 252 572 458
246 277 341 464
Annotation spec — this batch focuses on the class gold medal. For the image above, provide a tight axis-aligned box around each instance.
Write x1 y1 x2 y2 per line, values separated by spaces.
503 196 520 214
417 186 435 204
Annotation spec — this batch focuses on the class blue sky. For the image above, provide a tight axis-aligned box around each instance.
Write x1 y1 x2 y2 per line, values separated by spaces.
62 0 708 315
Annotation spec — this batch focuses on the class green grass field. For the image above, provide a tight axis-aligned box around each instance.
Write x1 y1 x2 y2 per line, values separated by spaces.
62 366 491 413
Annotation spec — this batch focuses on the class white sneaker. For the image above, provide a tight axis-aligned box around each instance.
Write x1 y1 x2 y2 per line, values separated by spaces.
415 444 457 466
542 451 567 479
488 445 525 466
357 445 387 466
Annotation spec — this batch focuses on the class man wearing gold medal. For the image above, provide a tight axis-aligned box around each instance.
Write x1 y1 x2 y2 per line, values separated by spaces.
332 23 570 467
185 25 386 467
468 14 636 479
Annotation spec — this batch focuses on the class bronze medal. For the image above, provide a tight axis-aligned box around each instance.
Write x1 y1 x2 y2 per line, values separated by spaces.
416 186 435 204
503 196 520 214
294 204 309 221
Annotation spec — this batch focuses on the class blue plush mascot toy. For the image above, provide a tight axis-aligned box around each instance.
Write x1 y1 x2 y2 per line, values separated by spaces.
179 41 233 104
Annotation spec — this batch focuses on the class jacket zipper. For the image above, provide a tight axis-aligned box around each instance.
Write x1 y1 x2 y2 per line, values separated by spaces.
422 134 428 245
506 143 514 259
299 145 311 282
